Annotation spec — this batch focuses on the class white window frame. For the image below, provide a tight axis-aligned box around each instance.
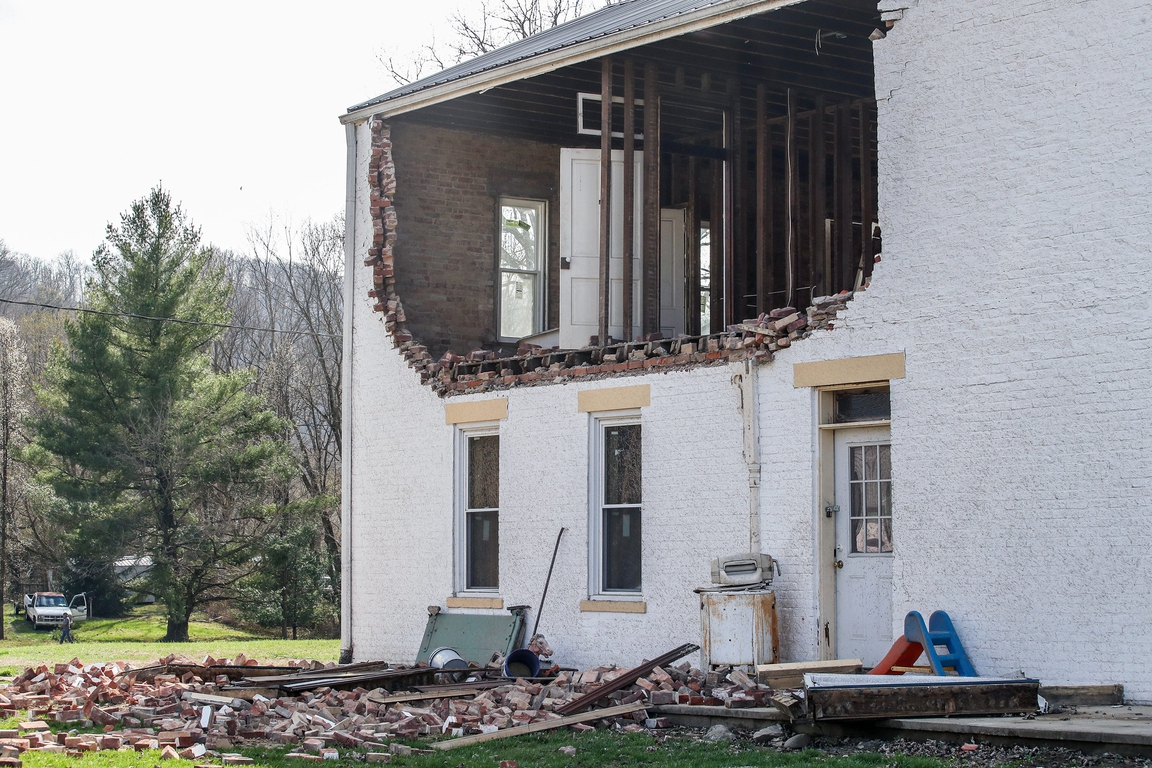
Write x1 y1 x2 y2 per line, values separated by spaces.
454 423 501 594
576 93 645 139
497 197 547 343
587 410 643 597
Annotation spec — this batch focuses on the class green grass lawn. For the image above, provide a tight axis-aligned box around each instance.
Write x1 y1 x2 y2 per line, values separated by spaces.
0 603 338 672
4 730 955 768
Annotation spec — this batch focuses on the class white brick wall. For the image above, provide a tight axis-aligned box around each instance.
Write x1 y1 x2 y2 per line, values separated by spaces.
345 0 1152 699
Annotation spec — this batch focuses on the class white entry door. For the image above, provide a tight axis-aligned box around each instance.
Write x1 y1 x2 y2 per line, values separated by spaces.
833 427 893 666
559 148 643 349
659 208 687 337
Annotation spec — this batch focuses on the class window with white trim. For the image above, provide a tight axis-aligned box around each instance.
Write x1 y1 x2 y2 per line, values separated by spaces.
498 198 546 341
456 428 500 590
591 416 642 593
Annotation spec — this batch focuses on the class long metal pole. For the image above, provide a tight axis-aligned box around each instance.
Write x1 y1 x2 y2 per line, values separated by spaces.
531 527 567 638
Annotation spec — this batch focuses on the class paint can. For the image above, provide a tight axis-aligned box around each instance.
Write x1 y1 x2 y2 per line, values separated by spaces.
503 648 541 679
428 647 469 682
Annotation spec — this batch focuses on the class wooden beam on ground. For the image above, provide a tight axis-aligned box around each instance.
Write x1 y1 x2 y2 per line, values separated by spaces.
367 689 481 705
810 95 827 296
622 58 636 342
642 61 661 337
757 658 862 689
807 679 1041 721
432 702 647 750
598 56 613 345
555 642 700 716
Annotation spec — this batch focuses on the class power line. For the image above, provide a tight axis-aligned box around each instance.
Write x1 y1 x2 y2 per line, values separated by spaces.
0 297 341 340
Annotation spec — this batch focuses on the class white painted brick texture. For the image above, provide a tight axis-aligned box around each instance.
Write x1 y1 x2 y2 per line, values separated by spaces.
346 0 1152 699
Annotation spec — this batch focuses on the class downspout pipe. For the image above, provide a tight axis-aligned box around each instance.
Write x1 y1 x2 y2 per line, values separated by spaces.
339 121 357 664
731 359 762 552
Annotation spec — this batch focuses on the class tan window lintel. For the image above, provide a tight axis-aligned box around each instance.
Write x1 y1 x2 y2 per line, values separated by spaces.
793 352 906 388
446 596 504 609
577 384 650 413
579 599 647 613
445 398 508 425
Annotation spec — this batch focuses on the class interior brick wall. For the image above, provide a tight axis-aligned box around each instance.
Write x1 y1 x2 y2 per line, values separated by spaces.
390 120 560 358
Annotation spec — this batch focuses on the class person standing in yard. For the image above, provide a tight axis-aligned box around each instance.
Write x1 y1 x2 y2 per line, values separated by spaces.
60 612 74 644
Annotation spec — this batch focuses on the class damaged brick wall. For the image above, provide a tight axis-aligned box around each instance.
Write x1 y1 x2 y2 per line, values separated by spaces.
389 120 561 358
365 115 858 397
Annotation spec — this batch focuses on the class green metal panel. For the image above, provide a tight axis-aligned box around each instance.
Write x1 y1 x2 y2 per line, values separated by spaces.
416 607 526 665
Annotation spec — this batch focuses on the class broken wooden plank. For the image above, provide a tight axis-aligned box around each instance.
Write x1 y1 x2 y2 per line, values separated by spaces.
1038 684 1124 707
770 691 807 720
756 658 862 689
366 689 480 705
554 643 700 716
432 702 646 750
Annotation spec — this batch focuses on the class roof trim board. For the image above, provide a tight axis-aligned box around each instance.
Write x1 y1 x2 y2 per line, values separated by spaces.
340 0 804 125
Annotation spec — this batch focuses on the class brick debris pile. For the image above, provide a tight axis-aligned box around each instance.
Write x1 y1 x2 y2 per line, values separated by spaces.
423 293 856 396
0 653 783 763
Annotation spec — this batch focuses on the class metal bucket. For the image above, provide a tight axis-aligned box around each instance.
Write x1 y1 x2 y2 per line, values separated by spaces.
503 648 540 679
428 647 469 682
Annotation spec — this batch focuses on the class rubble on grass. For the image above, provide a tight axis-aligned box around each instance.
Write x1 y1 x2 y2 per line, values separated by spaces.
0 652 787 759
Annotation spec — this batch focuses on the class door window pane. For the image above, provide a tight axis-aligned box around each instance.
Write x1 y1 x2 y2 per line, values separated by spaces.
848 441 893 554
467 511 499 589
604 424 642 505
835 390 891 423
603 507 642 591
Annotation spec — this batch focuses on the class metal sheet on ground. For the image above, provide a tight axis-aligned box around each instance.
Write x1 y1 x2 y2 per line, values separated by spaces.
416 610 526 666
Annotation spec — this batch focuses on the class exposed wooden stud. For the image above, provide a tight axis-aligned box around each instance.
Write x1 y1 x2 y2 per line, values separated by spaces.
710 157 724 334
835 102 853 293
810 95 827 296
755 84 768 314
598 56 613 345
642 60 661 337
785 88 797 308
726 78 739 327
687 156 700 335
622 58 636 342
858 100 875 285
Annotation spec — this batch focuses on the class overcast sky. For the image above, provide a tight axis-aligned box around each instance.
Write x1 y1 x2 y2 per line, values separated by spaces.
0 0 459 259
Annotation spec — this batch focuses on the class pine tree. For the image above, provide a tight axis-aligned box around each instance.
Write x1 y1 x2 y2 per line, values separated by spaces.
35 188 291 641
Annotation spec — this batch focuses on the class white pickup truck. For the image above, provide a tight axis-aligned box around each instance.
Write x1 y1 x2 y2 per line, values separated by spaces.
23 592 88 630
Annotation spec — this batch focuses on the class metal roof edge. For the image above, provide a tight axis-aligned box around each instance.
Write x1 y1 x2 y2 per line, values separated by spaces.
339 0 802 125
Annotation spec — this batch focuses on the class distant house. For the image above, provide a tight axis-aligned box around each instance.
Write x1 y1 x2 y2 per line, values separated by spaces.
338 0 1152 700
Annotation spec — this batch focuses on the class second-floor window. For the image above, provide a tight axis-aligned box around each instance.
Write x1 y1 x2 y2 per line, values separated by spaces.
498 198 546 341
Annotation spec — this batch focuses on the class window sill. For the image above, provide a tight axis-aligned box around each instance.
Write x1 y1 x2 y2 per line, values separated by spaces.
580 599 646 614
446 596 504 609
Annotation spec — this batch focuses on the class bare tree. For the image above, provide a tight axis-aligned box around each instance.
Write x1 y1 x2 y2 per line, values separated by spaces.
0 319 29 638
381 0 606 85
213 217 344 608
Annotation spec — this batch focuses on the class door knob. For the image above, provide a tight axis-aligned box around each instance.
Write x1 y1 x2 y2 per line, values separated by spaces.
833 560 843 569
